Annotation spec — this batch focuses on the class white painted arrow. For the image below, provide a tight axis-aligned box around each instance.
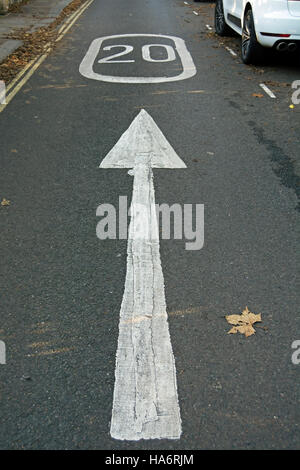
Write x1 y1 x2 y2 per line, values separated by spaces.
100 109 186 441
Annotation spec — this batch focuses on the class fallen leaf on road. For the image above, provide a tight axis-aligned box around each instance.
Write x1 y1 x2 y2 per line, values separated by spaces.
226 306 262 337
252 93 264 98
1 198 10 206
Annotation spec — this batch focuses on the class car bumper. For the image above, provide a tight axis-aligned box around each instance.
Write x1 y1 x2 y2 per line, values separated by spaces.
255 13 300 48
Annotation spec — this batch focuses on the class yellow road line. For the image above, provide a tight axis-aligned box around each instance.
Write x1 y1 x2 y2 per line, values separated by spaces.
56 0 94 42
57 0 93 36
1 50 50 109
0 0 94 114
6 58 38 93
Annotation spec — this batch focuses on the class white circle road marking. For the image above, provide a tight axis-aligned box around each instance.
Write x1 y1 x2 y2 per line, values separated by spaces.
79 34 197 84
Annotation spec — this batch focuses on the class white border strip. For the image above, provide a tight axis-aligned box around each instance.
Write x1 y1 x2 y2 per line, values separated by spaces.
260 83 276 99
225 46 237 57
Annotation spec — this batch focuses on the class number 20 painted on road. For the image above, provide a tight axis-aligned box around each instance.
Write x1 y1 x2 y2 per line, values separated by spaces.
79 34 196 83
98 44 176 64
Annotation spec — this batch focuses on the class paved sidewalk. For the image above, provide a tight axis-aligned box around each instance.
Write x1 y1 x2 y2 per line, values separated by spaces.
0 0 72 62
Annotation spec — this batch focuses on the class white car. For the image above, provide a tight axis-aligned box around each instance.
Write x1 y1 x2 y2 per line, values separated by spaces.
215 0 300 64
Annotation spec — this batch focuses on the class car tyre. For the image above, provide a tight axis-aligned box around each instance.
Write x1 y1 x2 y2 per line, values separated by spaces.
215 0 232 36
241 9 265 64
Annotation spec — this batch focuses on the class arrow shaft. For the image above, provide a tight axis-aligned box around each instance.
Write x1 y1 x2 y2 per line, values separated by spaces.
110 154 182 440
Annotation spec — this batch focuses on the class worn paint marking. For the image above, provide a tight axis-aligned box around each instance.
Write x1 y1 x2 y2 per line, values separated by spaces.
100 110 185 440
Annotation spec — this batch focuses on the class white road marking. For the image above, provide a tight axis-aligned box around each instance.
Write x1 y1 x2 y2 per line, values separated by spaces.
141 44 176 63
79 34 196 83
260 83 276 99
193 11 199 16
225 46 237 57
101 110 185 440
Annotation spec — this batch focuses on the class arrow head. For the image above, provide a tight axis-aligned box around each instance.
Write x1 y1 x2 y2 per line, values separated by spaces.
100 109 186 169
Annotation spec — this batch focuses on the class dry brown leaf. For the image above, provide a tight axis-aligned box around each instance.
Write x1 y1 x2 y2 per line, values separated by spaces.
252 93 264 98
226 306 262 337
1 198 10 206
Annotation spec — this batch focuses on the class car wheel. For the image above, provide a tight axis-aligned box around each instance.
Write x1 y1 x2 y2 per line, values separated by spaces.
241 9 265 64
215 0 232 36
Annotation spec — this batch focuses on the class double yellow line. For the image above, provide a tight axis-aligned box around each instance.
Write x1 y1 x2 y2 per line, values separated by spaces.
0 0 94 114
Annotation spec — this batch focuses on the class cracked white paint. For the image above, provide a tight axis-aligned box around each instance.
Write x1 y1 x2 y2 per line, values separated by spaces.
100 110 185 440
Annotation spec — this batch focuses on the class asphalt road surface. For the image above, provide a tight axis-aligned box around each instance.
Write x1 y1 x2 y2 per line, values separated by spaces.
0 0 299 450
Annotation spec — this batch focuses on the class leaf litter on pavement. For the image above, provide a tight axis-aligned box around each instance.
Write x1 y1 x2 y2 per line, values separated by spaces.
226 306 262 337
0 0 86 84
